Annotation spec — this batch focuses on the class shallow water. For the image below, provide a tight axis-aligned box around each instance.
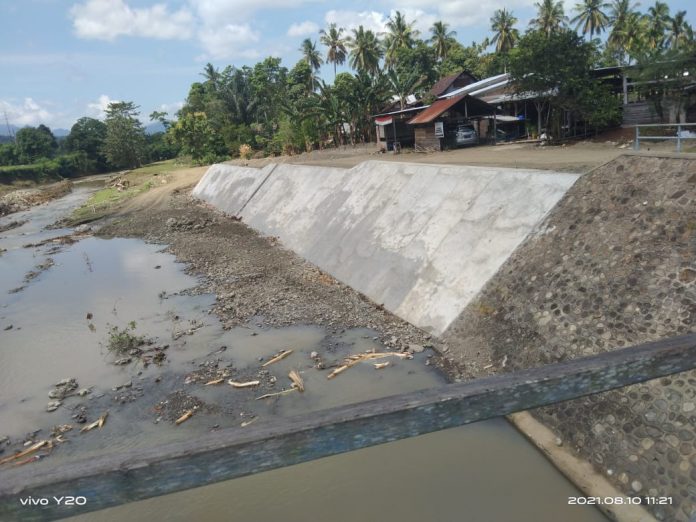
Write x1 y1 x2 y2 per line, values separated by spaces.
0 186 606 521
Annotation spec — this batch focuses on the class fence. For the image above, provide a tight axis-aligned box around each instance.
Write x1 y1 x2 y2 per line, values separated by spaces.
634 123 696 152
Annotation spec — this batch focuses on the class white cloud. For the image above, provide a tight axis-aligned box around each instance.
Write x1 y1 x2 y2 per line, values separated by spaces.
324 10 388 34
190 0 317 24
388 0 537 28
0 98 55 127
287 20 319 37
70 0 194 41
87 94 119 118
197 24 260 59
158 101 185 114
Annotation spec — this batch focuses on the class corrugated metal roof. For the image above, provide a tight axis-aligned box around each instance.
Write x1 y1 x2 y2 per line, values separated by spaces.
407 95 465 125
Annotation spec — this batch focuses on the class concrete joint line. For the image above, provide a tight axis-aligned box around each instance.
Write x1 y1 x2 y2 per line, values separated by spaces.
236 163 277 218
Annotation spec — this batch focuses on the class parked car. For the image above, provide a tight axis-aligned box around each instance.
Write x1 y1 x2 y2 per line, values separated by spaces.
454 124 479 147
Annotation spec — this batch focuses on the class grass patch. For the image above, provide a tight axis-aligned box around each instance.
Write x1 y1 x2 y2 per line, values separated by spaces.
107 321 146 354
66 159 193 225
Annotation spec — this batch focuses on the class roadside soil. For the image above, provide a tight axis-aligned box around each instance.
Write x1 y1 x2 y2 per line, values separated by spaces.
227 139 635 172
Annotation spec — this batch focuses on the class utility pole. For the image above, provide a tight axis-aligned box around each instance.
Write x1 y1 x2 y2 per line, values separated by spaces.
3 111 15 142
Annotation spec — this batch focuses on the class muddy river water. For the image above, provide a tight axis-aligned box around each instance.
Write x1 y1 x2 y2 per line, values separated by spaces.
0 181 606 521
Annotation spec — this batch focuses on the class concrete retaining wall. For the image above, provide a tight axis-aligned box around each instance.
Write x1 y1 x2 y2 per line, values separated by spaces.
194 160 578 335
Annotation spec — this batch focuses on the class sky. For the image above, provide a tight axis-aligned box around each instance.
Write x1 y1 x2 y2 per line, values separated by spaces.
1 0 694 130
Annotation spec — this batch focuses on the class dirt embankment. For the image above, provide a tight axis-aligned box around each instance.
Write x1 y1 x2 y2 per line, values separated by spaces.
0 180 72 217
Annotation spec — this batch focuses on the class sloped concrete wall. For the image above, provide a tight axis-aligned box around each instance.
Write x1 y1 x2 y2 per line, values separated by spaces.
192 163 276 216
194 160 578 335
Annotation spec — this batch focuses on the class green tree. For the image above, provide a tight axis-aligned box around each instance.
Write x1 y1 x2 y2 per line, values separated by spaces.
299 38 323 73
66 117 108 170
170 112 219 162
530 0 567 36
15 125 57 163
571 0 611 38
490 9 520 53
384 11 419 67
386 69 424 110
607 0 644 64
347 26 384 76
320 24 347 77
509 29 619 137
0 143 18 166
666 11 691 50
429 21 457 60
103 101 146 169
646 1 670 48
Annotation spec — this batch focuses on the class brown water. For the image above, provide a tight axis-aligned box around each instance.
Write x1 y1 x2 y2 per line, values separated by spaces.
0 186 607 521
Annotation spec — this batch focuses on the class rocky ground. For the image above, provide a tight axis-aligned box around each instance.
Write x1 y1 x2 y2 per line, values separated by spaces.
0 180 72 217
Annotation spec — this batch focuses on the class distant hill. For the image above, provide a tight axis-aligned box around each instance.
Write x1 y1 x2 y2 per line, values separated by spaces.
145 122 166 134
0 122 164 143
1 124 68 138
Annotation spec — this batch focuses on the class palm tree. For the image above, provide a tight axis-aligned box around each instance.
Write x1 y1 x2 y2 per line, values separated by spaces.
529 0 567 36
646 1 670 48
429 21 457 60
571 0 610 38
319 24 347 78
384 11 419 67
299 38 323 72
666 10 689 49
347 26 384 76
200 63 221 91
490 9 520 53
607 0 641 63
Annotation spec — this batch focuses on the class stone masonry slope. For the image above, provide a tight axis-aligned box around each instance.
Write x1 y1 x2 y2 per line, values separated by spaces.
442 155 696 521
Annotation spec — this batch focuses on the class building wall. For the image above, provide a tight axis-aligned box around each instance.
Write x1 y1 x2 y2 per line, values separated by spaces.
414 126 441 151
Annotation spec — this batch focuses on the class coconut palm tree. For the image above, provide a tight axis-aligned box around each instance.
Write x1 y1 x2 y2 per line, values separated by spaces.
299 38 323 72
429 21 457 60
490 9 520 53
607 0 642 63
571 0 610 38
319 24 347 78
529 0 567 36
384 11 419 66
666 10 689 49
646 1 670 49
347 26 384 76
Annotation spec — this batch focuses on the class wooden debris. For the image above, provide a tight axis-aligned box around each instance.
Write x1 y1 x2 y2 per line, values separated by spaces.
228 380 260 388
328 352 412 379
374 362 390 370
255 388 297 400
204 378 225 386
80 412 108 433
261 349 293 367
241 418 257 427
327 365 349 379
288 370 304 392
175 409 195 425
0 440 50 466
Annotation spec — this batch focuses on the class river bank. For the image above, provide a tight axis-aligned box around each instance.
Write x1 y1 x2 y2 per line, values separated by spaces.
0 158 611 521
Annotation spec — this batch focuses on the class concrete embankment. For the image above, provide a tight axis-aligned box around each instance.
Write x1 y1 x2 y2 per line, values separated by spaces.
194 160 578 335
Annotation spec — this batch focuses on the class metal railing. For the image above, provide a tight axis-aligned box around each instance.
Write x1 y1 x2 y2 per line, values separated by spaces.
634 123 696 152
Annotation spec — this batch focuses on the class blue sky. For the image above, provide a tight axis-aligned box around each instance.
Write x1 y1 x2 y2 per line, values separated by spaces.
1 0 694 130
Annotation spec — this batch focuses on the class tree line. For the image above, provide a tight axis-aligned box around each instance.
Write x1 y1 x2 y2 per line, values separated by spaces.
2 0 694 176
